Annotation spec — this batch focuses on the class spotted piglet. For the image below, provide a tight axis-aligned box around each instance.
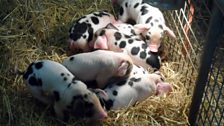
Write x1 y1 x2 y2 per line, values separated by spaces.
62 50 133 89
93 23 161 69
68 10 116 53
113 0 176 53
113 23 139 38
22 60 107 121
96 65 173 110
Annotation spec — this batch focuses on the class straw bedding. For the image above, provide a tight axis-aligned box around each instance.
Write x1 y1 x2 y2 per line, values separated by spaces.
0 0 194 125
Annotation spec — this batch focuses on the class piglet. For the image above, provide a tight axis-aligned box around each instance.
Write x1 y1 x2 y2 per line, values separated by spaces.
62 50 133 89
113 23 139 37
20 60 107 121
114 0 176 52
96 65 172 110
93 23 161 69
68 10 116 53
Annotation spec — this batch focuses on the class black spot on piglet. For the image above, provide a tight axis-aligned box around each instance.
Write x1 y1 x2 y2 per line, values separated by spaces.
23 63 34 79
125 2 128 7
130 77 141 82
128 39 134 44
87 27 94 43
158 24 163 30
146 53 160 69
134 3 139 8
69 22 88 41
119 41 126 48
116 79 127 86
131 47 140 55
69 57 74 61
140 5 148 15
104 99 114 111
53 90 60 101
67 83 72 88
128 81 134 86
91 16 99 25
119 6 124 16
112 90 118 96
35 62 43 69
154 19 159 22
142 43 147 49
28 76 42 86
140 51 147 59
114 32 122 41
145 16 152 23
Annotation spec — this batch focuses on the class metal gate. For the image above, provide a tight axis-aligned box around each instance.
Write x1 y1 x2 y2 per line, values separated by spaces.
163 0 223 125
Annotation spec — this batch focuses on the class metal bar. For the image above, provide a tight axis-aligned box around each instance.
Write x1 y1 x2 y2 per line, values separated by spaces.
188 2 224 126
215 0 224 15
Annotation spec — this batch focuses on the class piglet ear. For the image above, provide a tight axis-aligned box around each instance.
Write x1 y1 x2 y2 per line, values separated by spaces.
93 35 109 50
105 23 119 30
92 89 108 98
163 25 176 39
117 61 130 76
133 24 150 34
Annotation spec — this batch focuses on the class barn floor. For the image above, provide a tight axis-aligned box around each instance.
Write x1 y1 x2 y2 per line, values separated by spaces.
0 0 194 125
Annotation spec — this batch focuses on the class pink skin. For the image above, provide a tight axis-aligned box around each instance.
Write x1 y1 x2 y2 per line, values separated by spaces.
97 110 107 119
94 35 108 50
133 24 176 53
148 41 160 53
94 35 123 52
155 82 173 95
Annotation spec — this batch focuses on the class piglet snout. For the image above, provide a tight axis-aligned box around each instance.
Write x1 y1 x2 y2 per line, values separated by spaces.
149 44 159 53
97 110 108 119
148 35 161 53
156 82 173 96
